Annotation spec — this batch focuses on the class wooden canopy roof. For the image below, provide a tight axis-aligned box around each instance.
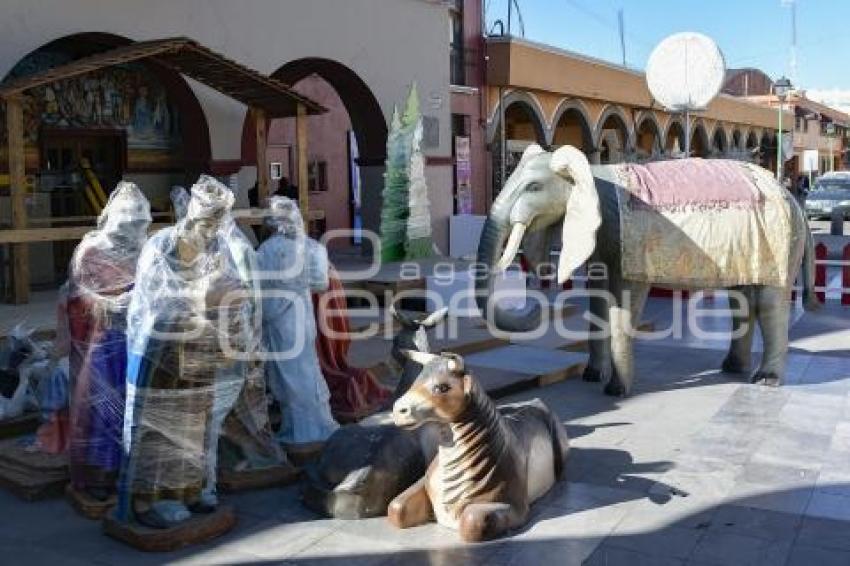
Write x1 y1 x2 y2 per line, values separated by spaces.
0 37 325 118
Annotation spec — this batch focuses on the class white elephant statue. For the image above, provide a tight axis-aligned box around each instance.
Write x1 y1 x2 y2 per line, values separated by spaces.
476 144 819 396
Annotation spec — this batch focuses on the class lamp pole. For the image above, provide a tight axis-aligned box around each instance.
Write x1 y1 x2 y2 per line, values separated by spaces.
774 76 792 182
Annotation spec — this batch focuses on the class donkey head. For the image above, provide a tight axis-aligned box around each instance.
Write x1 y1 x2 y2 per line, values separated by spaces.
392 350 471 428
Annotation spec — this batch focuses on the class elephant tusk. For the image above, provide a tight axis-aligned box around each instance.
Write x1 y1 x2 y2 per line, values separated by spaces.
496 223 527 272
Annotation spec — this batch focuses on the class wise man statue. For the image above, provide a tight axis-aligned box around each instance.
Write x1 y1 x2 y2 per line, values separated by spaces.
258 196 338 448
117 176 251 529
66 182 151 501
170 184 291 479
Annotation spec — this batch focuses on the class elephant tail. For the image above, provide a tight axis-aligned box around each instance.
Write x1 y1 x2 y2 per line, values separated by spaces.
801 213 821 311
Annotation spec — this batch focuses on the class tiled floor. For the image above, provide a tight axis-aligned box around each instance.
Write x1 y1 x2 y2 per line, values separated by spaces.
1 301 849 564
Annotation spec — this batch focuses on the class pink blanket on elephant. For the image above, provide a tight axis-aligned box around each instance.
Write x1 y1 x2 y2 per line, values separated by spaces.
625 158 762 211
615 159 795 288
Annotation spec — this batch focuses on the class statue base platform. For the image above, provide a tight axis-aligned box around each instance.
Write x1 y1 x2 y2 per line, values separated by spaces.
284 441 325 467
218 463 299 493
66 485 116 519
103 505 237 552
0 412 40 440
0 438 68 500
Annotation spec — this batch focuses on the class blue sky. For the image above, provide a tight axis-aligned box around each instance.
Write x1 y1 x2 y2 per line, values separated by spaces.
484 0 849 97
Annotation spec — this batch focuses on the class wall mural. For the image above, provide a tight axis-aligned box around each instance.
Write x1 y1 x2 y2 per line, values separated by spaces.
3 49 181 150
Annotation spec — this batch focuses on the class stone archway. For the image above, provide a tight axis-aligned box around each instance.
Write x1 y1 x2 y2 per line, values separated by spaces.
634 112 663 161
550 99 594 154
243 57 388 241
711 126 729 156
488 90 548 196
760 130 777 173
691 121 711 158
745 130 760 162
732 129 743 151
665 119 686 155
2 32 212 286
594 105 633 164
3 32 212 182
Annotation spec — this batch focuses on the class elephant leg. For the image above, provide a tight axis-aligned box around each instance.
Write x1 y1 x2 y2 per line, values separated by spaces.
583 273 612 383
387 476 433 529
751 286 790 387
604 279 650 397
458 502 516 542
722 286 756 374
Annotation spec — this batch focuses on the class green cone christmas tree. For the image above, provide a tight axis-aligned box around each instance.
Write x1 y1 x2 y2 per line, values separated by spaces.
379 83 432 262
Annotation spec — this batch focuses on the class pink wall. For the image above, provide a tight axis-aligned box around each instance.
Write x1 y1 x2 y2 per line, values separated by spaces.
450 0 488 214
268 74 353 240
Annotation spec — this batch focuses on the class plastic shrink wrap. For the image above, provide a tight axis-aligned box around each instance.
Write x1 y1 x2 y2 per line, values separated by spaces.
64 182 151 498
173 183 288 478
117 176 251 528
258 196 338 445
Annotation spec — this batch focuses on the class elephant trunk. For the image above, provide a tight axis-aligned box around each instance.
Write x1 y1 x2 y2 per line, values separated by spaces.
475 215 542 332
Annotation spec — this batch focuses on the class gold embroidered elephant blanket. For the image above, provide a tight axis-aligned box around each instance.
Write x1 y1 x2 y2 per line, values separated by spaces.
612 159 795 288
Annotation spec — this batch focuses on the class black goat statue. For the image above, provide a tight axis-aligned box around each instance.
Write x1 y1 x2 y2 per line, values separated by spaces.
302 305 449 519
386 305 448 400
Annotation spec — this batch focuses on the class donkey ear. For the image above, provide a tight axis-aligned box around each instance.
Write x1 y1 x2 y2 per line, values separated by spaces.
401 349 438 366
550 146 601 284
421 307 448 329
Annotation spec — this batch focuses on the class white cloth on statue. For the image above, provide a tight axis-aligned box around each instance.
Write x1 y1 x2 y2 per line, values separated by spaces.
258 232 338 444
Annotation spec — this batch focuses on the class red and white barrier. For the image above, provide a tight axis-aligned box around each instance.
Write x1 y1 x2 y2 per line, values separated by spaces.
843 244 850 306
815 243 828 303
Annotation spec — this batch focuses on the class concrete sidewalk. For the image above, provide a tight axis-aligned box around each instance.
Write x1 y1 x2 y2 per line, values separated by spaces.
1 305 849 565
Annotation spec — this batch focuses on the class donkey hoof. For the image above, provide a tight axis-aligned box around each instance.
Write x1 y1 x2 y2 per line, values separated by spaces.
604 380 626 397
750 372 782 387
582 366 602 382
721 356 749 374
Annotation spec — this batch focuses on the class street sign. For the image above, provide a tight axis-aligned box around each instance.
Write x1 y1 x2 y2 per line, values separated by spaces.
802 149 819 172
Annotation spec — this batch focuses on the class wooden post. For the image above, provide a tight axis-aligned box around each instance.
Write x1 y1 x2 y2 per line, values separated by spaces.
296 102 309 230
5 95 29 304
253 108 270 204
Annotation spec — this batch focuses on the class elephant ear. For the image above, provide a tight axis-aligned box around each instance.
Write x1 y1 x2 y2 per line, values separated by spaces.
550 146 601 284
518 143 546 167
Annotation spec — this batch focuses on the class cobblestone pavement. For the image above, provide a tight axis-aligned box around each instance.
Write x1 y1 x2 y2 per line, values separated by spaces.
2 303 849 565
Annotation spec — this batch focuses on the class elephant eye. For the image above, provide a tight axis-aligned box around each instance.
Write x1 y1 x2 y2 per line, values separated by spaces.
433 383 451 394
527 183 542 192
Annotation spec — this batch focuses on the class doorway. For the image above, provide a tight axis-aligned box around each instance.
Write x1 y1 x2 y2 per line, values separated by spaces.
40 129 126 282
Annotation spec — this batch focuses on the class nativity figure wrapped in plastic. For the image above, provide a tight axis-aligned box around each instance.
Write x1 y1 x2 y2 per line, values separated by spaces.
66 182 151 502
258 196 338 449
117 176 254 528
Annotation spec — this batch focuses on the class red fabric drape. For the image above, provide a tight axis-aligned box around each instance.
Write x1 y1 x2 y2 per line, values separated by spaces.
312 267 389 423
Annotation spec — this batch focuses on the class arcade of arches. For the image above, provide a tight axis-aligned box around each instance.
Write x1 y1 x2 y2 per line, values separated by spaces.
487 90 783 197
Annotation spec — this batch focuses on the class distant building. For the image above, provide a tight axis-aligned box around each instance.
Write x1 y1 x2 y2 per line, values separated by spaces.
482 36 789 200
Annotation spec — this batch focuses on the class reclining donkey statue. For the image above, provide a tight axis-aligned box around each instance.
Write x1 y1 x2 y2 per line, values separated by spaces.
389 350 570 542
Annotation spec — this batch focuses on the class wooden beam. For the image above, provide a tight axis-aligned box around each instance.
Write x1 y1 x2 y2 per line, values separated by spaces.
0 223 172 244
296 102 309 228
253 107 270 204
5 95 29 303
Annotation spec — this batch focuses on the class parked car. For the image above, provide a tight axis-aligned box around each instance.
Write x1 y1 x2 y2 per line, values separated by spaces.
805 176 850 219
